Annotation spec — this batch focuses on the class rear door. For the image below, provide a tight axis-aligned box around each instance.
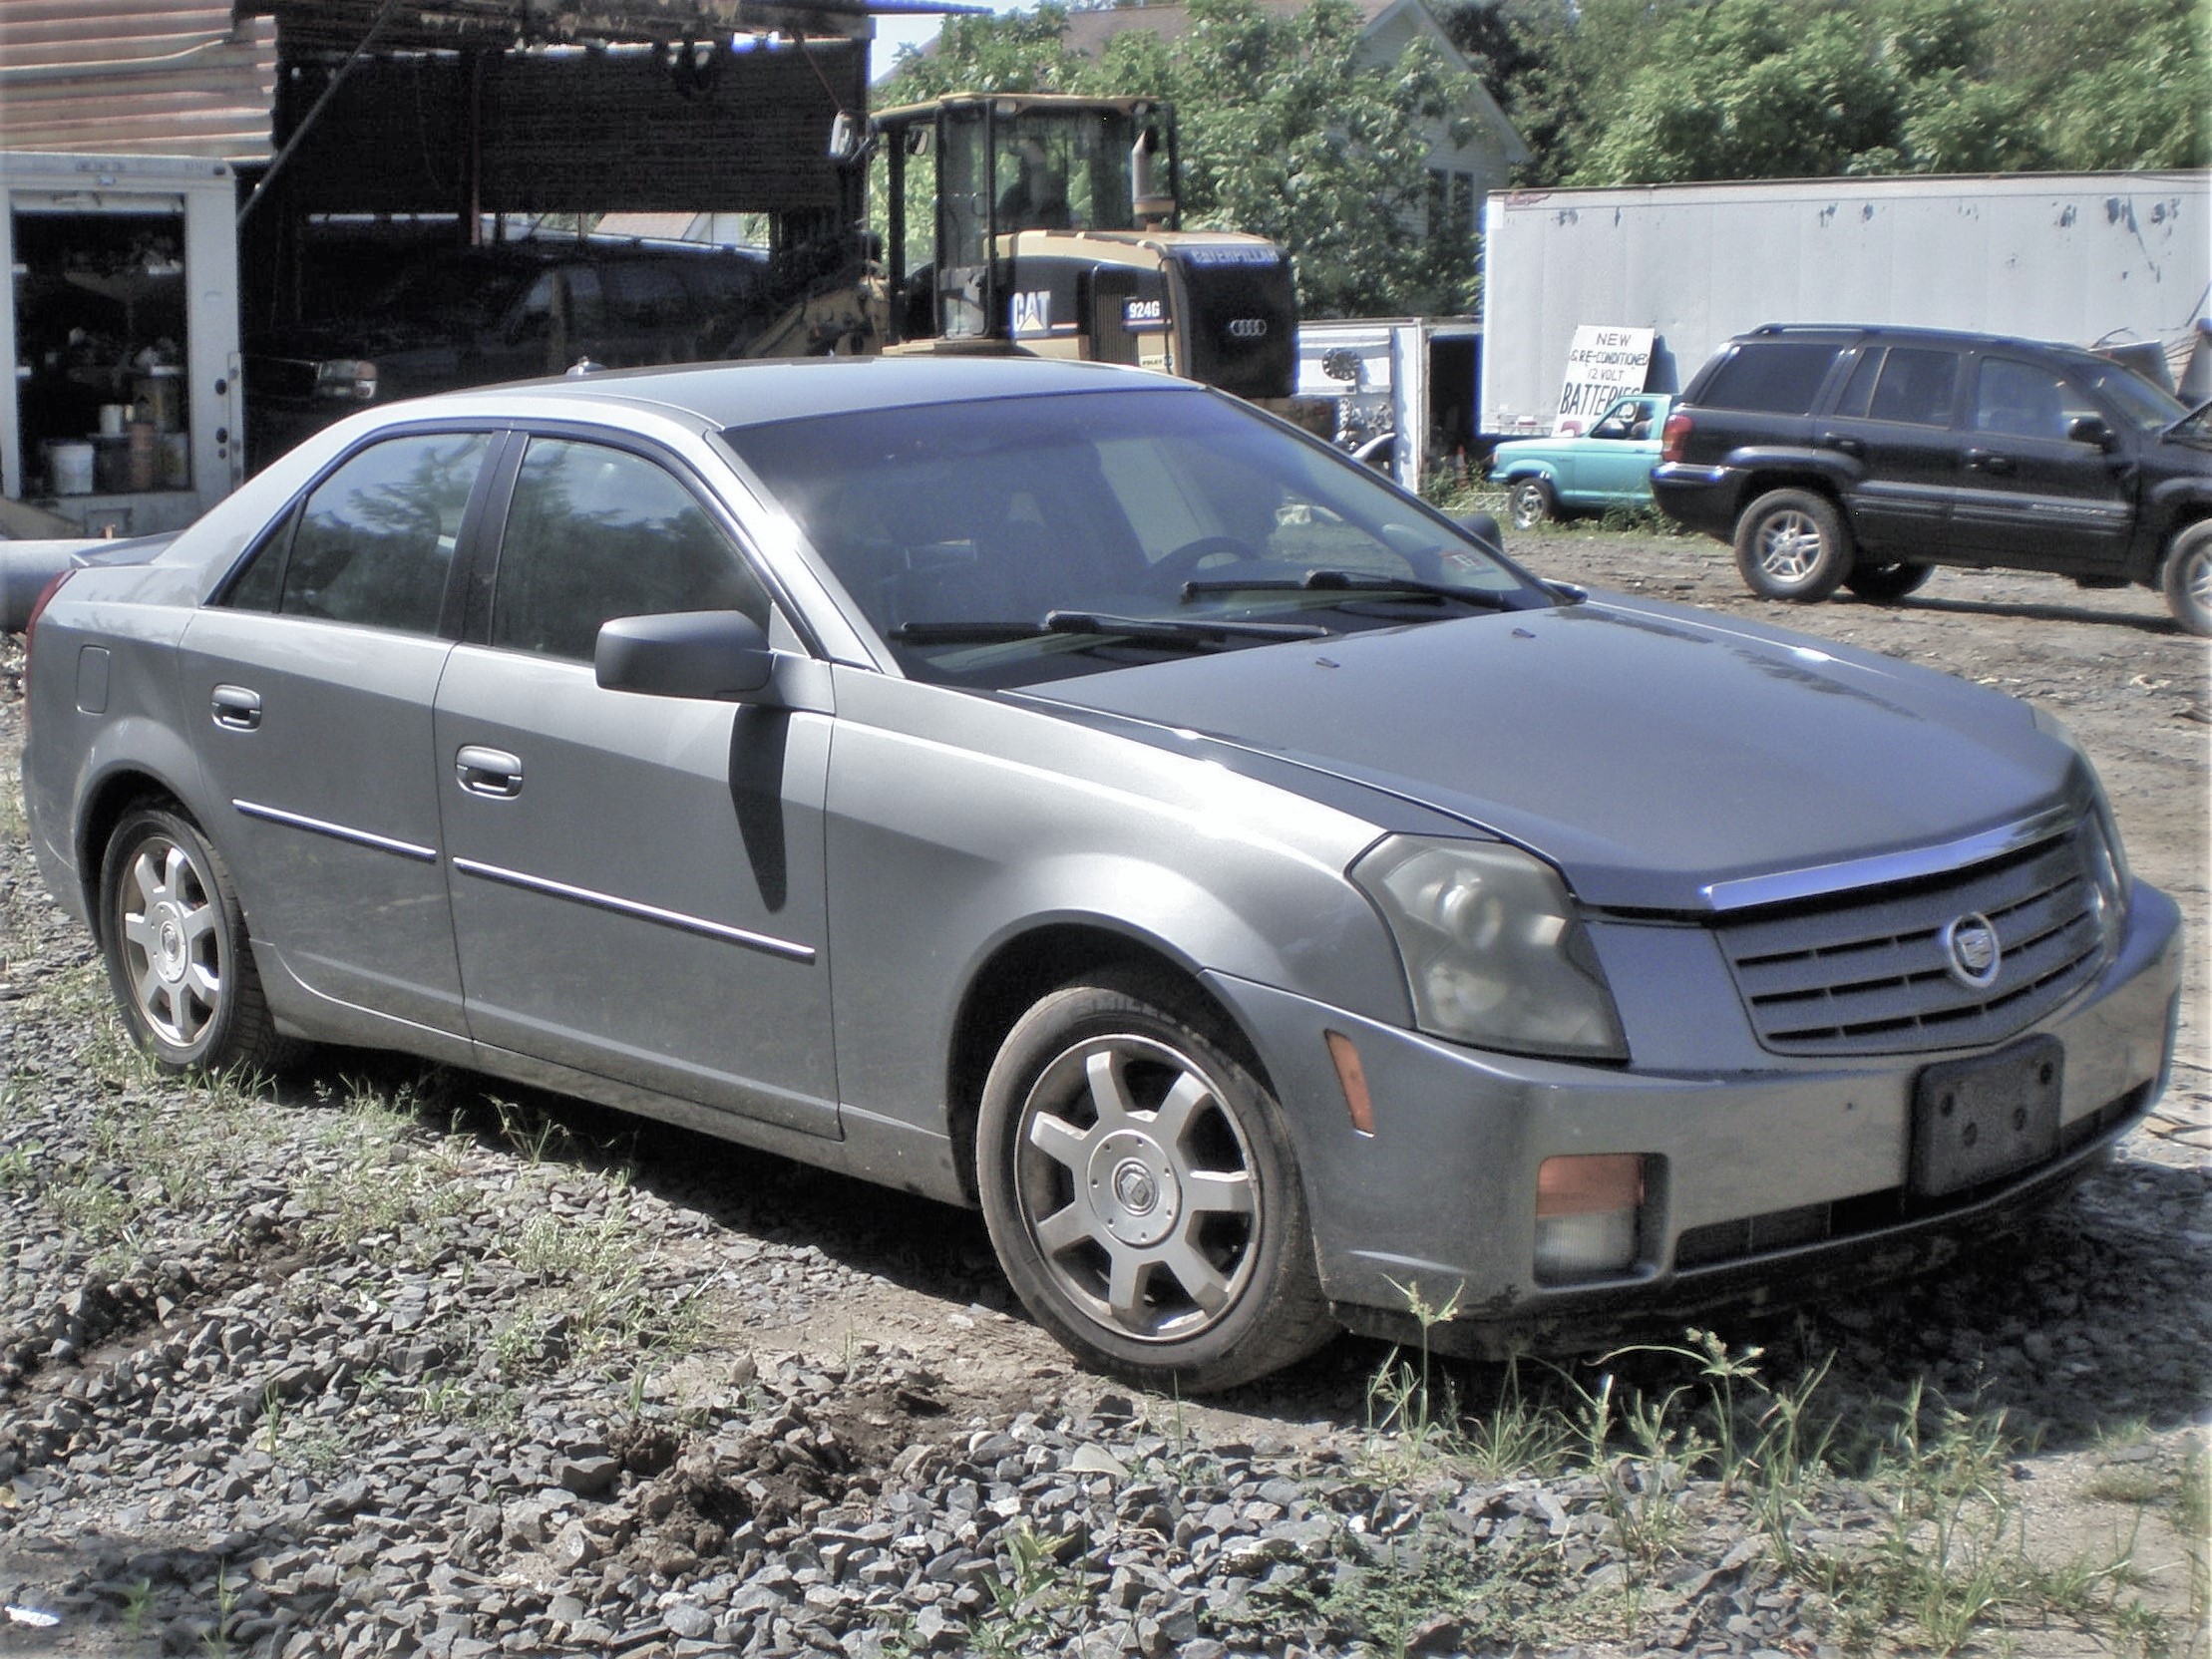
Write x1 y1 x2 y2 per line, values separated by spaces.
178 429 497 1033
433 431 840 1136
1819 343 1964 554
1948 352 2134 571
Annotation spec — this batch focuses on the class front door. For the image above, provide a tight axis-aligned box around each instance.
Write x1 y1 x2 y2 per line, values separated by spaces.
1948 353 2135 570
435 434 839 1136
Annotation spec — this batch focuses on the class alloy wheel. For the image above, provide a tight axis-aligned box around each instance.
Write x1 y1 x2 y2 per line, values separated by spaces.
1010 1033 1261 1344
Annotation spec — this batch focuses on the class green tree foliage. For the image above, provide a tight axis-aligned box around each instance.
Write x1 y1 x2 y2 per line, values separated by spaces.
1440 0 2206 185
877 0 1486 316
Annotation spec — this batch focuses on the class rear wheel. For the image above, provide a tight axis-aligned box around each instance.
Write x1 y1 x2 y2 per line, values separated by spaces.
1508 477 1555 530
976 972 1332 1392
1844 558 1935 602
101 807 295 1075
2161 520 2212 637
1733 488 1854 601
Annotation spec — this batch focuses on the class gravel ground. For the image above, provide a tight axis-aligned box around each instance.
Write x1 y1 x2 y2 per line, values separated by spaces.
0 532 2205 1659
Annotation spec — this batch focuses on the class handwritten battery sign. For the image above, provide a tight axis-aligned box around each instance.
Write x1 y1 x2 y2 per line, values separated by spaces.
1555 326 1655 434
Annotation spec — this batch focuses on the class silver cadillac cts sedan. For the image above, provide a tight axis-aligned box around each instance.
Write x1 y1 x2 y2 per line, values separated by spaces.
16 358 2183 1391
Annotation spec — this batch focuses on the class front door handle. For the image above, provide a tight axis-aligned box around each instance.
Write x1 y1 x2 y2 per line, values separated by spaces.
1964 448 2016 476
455 745 524 799
210 684 262 731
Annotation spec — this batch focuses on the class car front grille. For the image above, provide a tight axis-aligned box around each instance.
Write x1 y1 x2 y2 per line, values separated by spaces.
1715 824 2109 1056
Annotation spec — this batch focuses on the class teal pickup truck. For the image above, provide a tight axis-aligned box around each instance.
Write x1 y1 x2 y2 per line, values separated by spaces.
1486 393 1671 527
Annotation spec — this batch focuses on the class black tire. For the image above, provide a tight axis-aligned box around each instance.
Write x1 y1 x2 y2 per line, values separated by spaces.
1844 558 1936 602
1732 488 1854 601
1507 477 1555 530
976 971 1333 1392
100 807 296 1075
2160 519 2212 638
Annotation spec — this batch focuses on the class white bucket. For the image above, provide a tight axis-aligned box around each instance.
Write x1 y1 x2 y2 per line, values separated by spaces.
49 441 95 495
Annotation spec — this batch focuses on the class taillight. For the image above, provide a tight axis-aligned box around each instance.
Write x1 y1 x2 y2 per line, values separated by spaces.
21 568 73 742
1659 411 1692 464
22 568 73 664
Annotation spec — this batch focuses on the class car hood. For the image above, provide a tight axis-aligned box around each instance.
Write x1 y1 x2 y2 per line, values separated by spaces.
1024 595 2074 912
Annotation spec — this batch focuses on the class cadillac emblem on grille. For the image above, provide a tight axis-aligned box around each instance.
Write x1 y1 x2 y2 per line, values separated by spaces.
1942 913 2003 990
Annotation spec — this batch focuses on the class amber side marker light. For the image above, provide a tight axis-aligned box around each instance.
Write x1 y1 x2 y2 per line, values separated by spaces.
1323 1031 1375 1136
1534 1153 1646 1284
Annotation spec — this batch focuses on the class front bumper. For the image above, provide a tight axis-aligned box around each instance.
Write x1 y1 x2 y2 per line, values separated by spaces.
1205 879 2182 1356
1649 462 1740 538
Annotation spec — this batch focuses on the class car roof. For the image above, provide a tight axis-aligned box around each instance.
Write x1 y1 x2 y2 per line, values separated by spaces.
424 355 1185 431
1734 322 2086 356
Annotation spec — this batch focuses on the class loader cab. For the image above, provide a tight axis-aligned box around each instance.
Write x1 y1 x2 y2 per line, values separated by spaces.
865 93 1293 401
877 95 1178 345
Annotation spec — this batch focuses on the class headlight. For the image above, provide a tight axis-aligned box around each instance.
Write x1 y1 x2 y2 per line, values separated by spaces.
313 359 378 402
2031 705 2132 941
1351 836 1628 1061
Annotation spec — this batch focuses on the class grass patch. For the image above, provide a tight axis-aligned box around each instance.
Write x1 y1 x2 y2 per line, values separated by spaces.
1325 1321 2190 1658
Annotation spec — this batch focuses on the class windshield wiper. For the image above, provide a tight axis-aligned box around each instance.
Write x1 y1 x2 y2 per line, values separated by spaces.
888 611 1331 648
1181 568 1522 608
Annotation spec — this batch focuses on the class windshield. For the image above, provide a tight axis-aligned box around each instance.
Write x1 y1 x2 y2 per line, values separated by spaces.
2071 356 2189 432
375 256 536 332
724 388 1542 687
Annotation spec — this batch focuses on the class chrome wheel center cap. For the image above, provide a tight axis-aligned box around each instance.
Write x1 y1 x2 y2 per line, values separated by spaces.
154 904 189 984
1088 1129 1180 1248
1114 1161 1158 1214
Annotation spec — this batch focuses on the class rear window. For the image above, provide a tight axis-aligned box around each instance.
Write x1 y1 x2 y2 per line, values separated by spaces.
1697 342 1841 414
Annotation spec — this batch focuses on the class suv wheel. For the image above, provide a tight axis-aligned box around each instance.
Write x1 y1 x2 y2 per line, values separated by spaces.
1844 559 1935 602
1734 489 1854 602
2161 520 2212 637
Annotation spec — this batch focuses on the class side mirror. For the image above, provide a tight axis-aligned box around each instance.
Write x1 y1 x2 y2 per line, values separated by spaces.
595 610 777 701
828 111 870 165
2067 414 2116 451
1456 510 1503 548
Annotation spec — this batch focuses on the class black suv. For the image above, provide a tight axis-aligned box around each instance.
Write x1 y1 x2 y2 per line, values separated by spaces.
1650 324 2212 635
246 240 768 469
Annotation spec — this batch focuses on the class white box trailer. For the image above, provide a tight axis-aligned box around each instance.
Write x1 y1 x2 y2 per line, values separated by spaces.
2 152 244 540
1292 316 1480 491
1479 169 2212 438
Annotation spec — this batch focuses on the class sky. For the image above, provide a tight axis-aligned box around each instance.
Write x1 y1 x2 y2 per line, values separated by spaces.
868 0 1026 81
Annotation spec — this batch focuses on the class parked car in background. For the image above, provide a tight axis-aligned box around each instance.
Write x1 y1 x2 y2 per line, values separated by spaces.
244 238 767 467
15 358 2180 1391
1650 324 2212 633
1487 393 1671 527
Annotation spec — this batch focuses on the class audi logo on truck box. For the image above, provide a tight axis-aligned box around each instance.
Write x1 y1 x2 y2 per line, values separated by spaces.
1226 318 1269 339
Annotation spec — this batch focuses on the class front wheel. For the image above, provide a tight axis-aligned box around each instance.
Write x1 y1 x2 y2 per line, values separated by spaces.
1844 558 1935 602
1507 477 1555 530
976 973 1332 1392
1733 488 1854 601
100 807 294 1075
2161 520 2212 637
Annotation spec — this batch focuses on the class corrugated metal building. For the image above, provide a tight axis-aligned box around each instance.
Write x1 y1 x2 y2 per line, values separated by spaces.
0 2 277 160
0 1 879 215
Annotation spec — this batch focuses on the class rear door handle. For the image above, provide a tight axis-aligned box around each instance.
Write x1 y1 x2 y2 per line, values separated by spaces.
1964 449 2016 476
455 745 524 799
1818 432 1864 457
210 684 262 731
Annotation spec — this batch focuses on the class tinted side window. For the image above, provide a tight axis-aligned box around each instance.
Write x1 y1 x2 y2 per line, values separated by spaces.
1866 348 1961 427
1698 342 1841 414
602 262 691 329
256 433 489 633
491 439 769 662
1974 357 2074 441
